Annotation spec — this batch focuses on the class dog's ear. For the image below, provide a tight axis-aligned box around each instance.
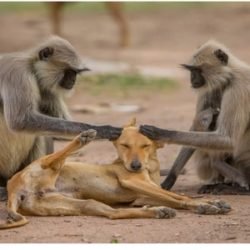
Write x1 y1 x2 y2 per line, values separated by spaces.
112 140 118 147
123 117 137 128
154 141 164 149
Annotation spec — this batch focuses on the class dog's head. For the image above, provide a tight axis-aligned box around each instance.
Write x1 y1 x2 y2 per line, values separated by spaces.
113 118 163 172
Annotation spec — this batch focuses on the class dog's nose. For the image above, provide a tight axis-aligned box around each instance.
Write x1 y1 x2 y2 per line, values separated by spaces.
130 159 142 171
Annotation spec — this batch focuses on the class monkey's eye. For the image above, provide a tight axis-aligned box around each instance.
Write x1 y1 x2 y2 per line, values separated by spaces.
64 69 77 79
120 144 130 149
59 69 78 89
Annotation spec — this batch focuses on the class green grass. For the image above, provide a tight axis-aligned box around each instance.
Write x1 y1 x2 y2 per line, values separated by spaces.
65 2 215 13
0 2 222 14
77 73 177 97
110 238 119 243
0 2 43 13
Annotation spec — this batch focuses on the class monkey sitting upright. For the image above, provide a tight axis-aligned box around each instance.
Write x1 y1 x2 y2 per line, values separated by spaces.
140 40 250 194
162 104 232 192
161 82 224 191
0 36 121 200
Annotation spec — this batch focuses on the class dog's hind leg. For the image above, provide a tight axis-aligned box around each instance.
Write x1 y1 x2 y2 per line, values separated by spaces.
0 193 28 230
41 130 96 171
29 192 175 219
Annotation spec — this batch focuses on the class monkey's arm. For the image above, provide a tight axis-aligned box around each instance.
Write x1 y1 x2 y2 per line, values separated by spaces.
2 85 121 140
161 122 196 190
161 108 218 190
161 147 195 190
8 110 120 140
140 125 233 151
16 113 121 140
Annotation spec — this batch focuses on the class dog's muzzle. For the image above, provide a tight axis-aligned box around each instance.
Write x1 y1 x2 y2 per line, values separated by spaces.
130 159 142 171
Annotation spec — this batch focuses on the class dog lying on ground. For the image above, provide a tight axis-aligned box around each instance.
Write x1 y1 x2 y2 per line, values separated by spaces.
0 119 231 229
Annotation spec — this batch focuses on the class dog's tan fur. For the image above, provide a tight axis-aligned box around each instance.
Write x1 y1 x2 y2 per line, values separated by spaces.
0 119 231 229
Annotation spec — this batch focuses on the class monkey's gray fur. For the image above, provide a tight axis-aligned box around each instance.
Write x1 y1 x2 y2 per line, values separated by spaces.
0 36 121 200
161 63 225 190
141 40 250 192
162 105 222 190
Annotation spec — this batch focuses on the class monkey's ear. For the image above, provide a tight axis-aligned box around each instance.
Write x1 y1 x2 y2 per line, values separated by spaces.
39 47 54 61
214 49 228 65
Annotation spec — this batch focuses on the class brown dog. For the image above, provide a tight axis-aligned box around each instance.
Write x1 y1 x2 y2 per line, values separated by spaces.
0 119 231 229
48 2 129 47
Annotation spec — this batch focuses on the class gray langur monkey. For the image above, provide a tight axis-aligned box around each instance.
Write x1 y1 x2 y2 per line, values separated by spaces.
162 106 221 190
0 36 121 200
140 40 250 193
161 69 225 190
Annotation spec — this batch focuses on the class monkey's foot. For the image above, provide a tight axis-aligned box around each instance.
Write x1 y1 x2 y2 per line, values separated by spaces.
78 129 97 145
0 187 7 201
207 200 231 214
149 206 176 219
198 183 250 195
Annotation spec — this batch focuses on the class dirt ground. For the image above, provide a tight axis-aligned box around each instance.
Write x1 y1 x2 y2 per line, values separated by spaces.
1 3 250 243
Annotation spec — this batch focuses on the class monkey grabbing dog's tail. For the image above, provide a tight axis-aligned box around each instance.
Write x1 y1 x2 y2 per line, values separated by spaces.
0 194 29 230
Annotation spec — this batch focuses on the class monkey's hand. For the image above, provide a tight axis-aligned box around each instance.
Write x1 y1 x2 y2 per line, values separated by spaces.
140 125 171 142
93 125 122 141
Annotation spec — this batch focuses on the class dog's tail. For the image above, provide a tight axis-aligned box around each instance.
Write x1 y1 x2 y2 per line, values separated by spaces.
0 193 29 230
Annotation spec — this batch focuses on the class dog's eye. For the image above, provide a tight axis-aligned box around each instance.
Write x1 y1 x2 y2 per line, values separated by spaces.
121 144 130 149
141 144 150 149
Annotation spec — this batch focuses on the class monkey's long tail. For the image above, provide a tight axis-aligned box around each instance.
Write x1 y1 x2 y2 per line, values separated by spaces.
160 169 169 176
160 168 186 176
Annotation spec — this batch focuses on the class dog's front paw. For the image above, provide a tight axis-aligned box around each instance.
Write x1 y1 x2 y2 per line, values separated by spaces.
195 203 221 215
150 206 176 219
207 200 231 214
78 129 97 145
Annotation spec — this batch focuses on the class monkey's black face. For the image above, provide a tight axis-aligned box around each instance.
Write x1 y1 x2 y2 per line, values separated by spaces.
59 69 77 90
59 67 90 90
38 46 90 90
190 68 206 88
181 64 206 89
